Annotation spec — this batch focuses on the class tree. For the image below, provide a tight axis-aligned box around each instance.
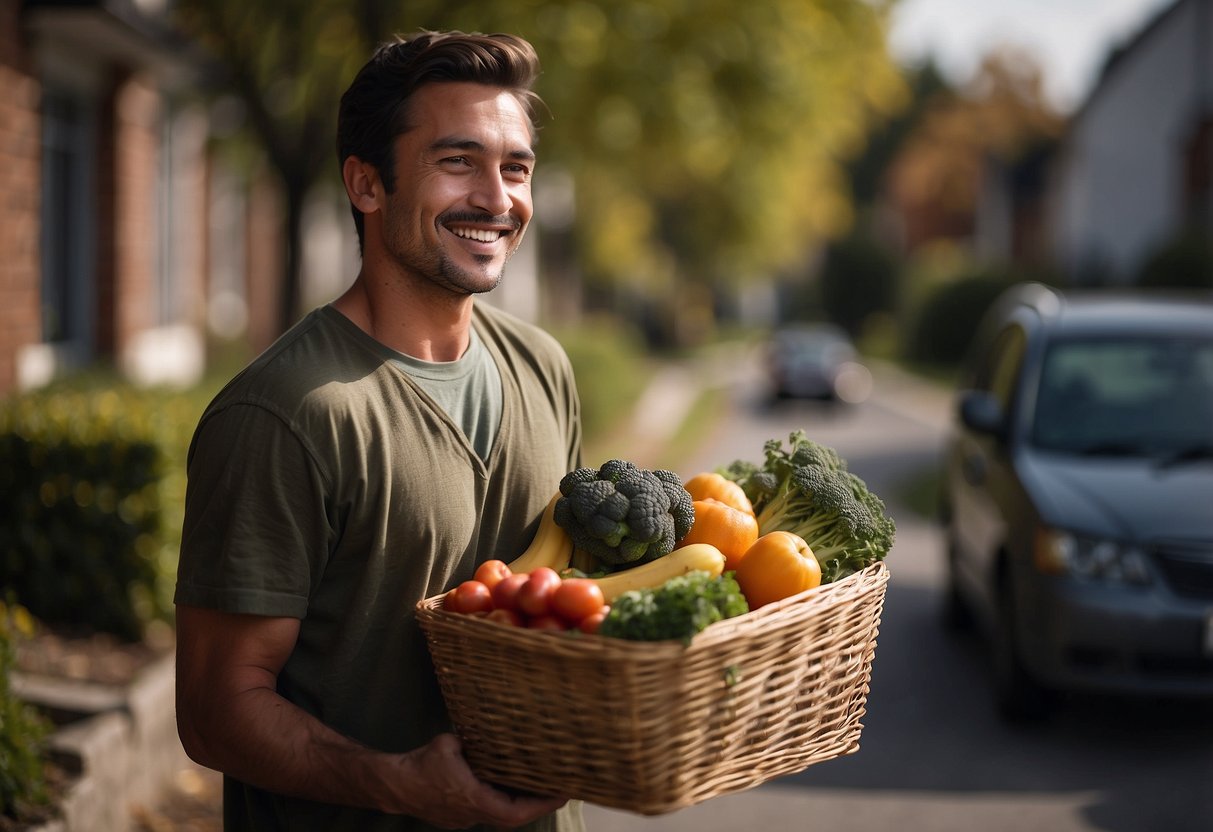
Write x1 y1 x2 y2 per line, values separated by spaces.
177 0 906 336
882 47 1065 253
174 0 383 336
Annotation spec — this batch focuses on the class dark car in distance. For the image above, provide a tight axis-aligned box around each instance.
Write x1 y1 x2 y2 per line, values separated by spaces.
765 324 872 403
940 283 1213 718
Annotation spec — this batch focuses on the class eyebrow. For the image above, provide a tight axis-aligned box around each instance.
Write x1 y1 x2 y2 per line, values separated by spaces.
429 137 536 164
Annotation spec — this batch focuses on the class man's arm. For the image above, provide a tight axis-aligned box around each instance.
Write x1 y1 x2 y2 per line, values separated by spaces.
174 604 566 827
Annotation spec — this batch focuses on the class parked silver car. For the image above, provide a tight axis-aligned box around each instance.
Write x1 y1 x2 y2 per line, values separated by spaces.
941 283 1213 719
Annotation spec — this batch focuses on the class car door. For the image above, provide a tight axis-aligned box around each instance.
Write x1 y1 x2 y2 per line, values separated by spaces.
951 323 1028 617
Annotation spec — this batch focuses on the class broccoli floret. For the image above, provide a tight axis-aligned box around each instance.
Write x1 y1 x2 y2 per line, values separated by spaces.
597 571 749 644
554 460 696 567
727 432 896 582
652 468 695 539
717 459 780 512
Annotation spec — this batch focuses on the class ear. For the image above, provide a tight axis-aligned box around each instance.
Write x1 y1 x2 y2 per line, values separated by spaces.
342 156 382 215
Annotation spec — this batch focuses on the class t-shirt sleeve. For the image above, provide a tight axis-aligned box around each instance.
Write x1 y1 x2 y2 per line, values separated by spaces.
175 403 333 619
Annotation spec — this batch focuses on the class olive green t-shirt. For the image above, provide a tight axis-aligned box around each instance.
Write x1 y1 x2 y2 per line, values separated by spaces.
175 302 583 832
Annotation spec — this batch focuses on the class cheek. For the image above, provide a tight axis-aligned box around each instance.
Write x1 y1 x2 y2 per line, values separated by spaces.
513 188 534 224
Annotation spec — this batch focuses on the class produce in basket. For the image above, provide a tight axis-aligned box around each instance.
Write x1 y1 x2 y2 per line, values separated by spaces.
506 493 574 573
590 542 725 602
553 460 695 568
682 471 754 515
596 569 749 644
719 430 895 583
675 498 759 571
442 567 610 633
735 530 821 608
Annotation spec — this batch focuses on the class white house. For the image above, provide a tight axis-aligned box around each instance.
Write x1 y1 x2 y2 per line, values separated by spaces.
1050 0 1213 283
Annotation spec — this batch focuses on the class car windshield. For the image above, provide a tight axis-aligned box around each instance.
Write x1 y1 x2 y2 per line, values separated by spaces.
1030 335 1213 458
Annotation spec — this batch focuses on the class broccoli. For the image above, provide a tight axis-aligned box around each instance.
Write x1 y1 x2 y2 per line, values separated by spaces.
553 460 696 568
597 570 750 644
718 430 895 582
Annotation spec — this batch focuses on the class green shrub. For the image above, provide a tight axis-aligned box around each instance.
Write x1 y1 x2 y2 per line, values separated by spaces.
0 386 205 641
550 317 653 450
818 231 901 338
1136 229 1213 289
0 601 52 821
905 272 1018 367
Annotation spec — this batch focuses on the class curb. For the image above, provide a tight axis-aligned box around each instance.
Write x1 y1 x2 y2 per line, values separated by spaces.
15 654 191 832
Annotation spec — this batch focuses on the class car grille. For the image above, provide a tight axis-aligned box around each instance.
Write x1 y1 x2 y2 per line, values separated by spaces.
1154 543 1213 601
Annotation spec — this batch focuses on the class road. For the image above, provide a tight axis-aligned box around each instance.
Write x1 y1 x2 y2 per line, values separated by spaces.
583 360 1213 832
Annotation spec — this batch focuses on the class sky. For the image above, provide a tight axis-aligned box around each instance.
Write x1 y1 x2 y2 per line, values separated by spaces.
887 0 1176 113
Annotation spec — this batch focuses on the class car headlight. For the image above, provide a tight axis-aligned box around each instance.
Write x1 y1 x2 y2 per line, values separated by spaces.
1033 528 1151 585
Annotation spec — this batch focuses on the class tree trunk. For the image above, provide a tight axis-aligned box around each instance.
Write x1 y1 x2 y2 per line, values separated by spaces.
278 177 307 337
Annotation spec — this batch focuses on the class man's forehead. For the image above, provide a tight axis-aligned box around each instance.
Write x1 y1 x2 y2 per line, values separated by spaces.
407 82 534 141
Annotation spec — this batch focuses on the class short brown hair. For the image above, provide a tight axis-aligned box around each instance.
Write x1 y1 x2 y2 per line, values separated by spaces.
337 30 544 251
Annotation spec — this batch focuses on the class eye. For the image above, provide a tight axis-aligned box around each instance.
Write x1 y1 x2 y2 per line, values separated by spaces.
503 163 531 182
441 155 471 167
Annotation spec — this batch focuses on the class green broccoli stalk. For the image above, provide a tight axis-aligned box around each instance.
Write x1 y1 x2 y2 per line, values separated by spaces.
597 570 750 644
719 431 895 582
553 460 695 568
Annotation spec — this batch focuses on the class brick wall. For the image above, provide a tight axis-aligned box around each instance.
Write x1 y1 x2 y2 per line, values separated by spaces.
100 71 161 359
0 0 42 393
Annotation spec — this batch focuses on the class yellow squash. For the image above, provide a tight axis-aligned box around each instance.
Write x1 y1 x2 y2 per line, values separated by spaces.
590 543 726 603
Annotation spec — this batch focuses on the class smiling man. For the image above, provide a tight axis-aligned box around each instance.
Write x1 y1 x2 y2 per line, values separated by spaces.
173 31 583 832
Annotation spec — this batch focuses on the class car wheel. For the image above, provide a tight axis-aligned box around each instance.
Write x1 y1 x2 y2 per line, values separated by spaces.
992 577 1051 721
941 534 973 631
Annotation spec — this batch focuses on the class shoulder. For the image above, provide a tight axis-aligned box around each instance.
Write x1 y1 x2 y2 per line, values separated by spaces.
197 307 394 442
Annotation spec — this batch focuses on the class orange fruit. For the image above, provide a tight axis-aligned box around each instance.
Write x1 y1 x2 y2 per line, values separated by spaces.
676 499 759 571
683 472 754 516
735 531 821 608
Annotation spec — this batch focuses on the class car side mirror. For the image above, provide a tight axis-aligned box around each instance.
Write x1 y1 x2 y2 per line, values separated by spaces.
957 390 1006 439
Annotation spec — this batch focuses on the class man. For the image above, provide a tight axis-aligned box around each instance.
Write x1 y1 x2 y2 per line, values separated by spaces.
174 30 583 831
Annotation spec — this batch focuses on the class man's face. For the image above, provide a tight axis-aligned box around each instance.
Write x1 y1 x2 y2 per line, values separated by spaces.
377 81 535 296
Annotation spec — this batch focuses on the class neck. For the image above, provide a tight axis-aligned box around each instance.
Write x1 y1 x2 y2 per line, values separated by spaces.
332 264 474 362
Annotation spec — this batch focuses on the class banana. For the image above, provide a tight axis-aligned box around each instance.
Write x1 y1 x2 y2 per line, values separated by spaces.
506 492 573 573
591 543 726 603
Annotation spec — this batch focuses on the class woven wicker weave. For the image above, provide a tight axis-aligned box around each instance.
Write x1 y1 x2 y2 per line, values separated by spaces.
416 560 888 815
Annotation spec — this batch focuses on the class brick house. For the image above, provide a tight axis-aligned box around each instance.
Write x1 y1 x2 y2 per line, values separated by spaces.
0 0 287 396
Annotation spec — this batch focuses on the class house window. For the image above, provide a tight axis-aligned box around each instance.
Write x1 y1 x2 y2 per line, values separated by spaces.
39 87 94 352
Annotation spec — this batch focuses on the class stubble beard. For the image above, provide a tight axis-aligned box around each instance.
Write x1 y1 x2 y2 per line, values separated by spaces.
434 251 506 296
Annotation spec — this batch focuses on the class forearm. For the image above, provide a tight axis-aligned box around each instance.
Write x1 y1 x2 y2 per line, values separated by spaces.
178 684 410 813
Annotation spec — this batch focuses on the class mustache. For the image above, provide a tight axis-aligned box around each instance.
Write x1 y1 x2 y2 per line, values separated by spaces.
438 210 522 232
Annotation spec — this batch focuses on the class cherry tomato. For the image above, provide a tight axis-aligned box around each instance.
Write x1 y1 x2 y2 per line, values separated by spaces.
578 608 609 635
526 613 566 631
490 573 530 613
444 580 494 615
551 578 606 625
485 608 523 627
516 567 562 617
473 559 513 591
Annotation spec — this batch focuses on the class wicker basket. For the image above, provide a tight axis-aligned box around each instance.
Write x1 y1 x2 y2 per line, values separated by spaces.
416 560 888 815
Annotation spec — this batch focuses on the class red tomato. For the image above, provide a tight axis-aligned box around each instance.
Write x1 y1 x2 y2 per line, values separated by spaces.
490 573 529 613
578 608 609 635
445 580 494 615
551 578 606 625
526 613 567 631
473 559 513 591
516 567 562 617
485 608 523 627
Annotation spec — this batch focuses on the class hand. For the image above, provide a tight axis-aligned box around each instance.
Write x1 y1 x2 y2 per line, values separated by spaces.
389 733 567 829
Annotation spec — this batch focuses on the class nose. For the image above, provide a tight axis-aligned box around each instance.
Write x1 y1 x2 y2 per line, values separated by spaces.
470 168 513 217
